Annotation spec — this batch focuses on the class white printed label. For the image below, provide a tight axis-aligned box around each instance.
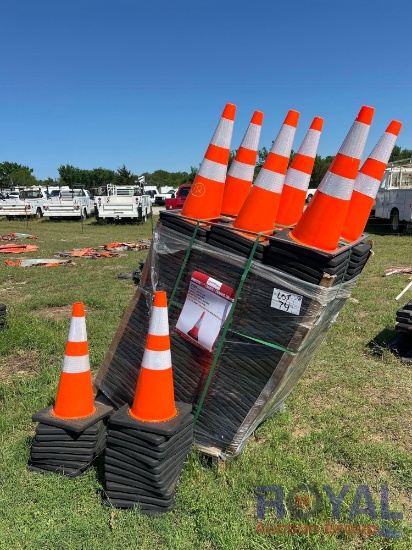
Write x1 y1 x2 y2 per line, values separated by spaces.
206 277 222 291
271 288 302 315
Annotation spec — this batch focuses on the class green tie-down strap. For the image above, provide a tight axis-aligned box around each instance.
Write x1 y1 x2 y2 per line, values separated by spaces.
169 220 200 306
192 232 263 424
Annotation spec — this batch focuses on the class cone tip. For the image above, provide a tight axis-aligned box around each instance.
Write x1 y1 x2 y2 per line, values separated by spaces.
284 109 300 128
251 110 264 125
386 120 402 136
356 105 375 125
72 302 85 317
310 116 324 131
222 103 237 121
153 291 167 307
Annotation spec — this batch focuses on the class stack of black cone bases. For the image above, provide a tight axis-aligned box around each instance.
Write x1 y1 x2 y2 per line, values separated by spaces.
0 303 6 330
395 300 412 334
104 403 193 513
389 300 412 363
159 211 372 286
262 230 372 286
29 302 113 477
159 210 209 242
30 411 110 477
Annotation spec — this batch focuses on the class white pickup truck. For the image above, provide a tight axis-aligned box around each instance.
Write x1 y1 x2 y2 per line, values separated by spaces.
0 188 47 219
43 188 94 220
372 159 412 232
94 184 152 223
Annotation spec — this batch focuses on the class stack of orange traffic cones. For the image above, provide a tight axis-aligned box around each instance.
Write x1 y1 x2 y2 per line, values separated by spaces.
221 110 264 217
341 120 402 242
290 105 375 251
180 103 236 220
104 291 193 513
275 116 323 227
30 303 112 476
232 109 300 235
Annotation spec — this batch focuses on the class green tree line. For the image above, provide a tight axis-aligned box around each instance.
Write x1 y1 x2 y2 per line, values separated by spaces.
1 146 411 191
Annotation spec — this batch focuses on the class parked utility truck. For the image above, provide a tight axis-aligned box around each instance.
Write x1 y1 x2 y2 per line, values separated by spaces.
43 188 94 220
94 184 151 223
372 159 412 232
0 188 47 219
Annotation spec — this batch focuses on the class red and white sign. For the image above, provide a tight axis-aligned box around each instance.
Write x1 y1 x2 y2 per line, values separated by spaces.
175 271 235 351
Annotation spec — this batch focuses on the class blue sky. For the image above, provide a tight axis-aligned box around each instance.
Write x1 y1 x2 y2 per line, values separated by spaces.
1 0 411 180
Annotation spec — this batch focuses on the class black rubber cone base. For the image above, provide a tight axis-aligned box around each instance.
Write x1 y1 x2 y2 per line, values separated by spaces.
108 413 194 445
104 447 189 484
105 480 175 499
108 402 193 436
29 457 91 469
32 401 113 433
107 427 193 459
104 442 190 478
30 445 96 457
35 421 103 438
32 437 97 449
105 433 193 468
159 211 209 241
104 464 183 494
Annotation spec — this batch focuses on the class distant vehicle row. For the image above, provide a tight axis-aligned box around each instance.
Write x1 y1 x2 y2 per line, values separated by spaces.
0 185 151 223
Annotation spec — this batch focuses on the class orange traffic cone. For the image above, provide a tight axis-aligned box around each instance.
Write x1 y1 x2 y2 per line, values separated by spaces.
221 110 264 217
31 302 112 432
341 120 402 242
232 110 300 234
180 103 236 220
275 116 324 227
129 291 177 423
52 302 95 419
188 311 205 341
290 105 375 251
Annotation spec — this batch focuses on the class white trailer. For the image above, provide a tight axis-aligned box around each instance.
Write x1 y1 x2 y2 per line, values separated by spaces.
94 184 152 223
373 159 412 232
43 188 94 220
0 188 46 219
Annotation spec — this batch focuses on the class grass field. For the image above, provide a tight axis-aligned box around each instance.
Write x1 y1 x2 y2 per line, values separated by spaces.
0 215 411 549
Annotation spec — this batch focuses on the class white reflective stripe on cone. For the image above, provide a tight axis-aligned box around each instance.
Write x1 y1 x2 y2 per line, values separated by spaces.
271 126 296 157
240 123 261 150
62 354 91 373
67 318 87 342
228 160 255 181
197 158 227 182
141 349 172 371
353 172 380 198
370 132 398 162
318 172 354 201
284 167 311 191
254 169 285 193
211 118 235 147
297 129 322 157
339 121 370 158
149 306 169 336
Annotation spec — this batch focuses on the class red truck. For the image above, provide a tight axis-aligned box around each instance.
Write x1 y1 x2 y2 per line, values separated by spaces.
165 184 192 210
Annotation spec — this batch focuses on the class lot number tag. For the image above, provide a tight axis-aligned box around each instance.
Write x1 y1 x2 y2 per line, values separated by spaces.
271 288 302 316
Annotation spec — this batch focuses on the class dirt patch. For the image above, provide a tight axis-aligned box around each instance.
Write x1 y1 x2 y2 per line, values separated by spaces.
33 305 99 320
0 280 31 303
33 305 73 320
291 426 311 439
0 350 41 384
